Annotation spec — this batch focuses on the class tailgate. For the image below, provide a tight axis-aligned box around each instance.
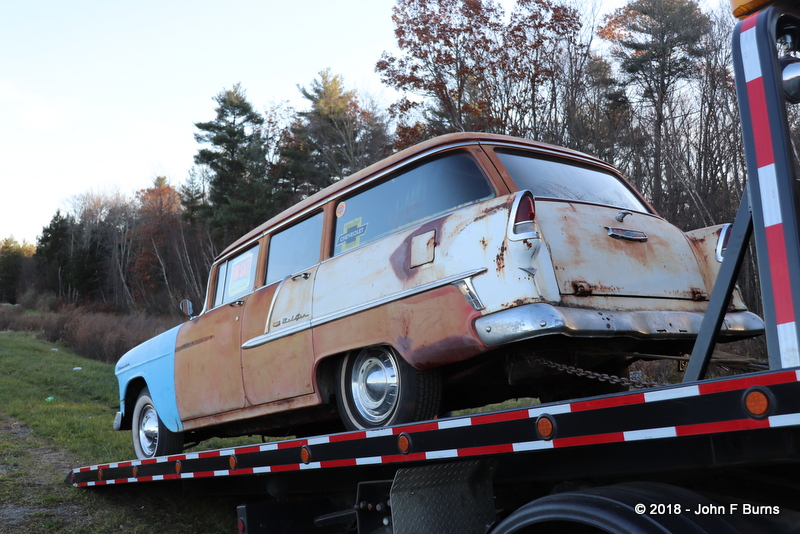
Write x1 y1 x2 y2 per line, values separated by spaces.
536 201 706 300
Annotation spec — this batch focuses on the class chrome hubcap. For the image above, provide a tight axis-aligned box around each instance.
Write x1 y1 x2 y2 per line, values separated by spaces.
138 404 159 457
350 348 399 425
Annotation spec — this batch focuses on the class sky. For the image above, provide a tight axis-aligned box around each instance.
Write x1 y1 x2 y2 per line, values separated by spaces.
0 0 650 246
1 0 407 244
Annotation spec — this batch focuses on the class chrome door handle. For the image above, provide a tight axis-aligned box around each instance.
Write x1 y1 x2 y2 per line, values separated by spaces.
229 300 245 307
291 272 310 281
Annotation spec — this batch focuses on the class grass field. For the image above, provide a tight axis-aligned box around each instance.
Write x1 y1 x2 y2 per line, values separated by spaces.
0 332 249 533
0 330 542 533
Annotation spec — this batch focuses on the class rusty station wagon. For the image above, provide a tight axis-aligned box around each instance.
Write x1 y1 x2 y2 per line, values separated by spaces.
114 132 763 459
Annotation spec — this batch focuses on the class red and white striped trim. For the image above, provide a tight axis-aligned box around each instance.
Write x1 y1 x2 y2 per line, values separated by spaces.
740 13 800 368
74 371 800 487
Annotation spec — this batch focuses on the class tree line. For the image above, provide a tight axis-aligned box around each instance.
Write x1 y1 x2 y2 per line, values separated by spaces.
0 0 784 317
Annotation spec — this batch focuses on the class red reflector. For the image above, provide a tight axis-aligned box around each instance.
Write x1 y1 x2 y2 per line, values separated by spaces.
515 195 536 225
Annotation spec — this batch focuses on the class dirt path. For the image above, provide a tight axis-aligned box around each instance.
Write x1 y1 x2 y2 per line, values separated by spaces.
0 414 90 533
0 414 241 533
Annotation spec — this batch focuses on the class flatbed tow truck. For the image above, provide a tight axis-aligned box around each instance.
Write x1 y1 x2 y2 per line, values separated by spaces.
68 2 800 532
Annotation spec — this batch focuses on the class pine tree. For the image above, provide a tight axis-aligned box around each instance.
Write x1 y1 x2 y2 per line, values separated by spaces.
194 83 272 241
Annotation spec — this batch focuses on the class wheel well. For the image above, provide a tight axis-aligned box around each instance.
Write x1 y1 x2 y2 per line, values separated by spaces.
120 378 147 431
315 353 346 404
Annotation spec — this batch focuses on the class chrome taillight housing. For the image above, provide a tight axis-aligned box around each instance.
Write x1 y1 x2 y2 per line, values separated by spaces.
511 192 537 238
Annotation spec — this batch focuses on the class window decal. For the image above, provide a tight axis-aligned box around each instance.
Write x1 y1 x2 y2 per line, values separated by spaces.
227 253 254 296
337 218 369 252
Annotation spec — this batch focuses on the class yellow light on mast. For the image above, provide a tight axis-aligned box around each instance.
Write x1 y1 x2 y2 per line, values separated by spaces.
730 0 777 19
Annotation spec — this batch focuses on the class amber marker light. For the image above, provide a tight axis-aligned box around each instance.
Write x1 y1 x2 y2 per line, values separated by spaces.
229 455 238 470
300 446 311 464
175 460 182 474
536 415 555 440
131 466 138 478
97 469 103 481
744 388 772 419
398 433 412 454
730 0 776 19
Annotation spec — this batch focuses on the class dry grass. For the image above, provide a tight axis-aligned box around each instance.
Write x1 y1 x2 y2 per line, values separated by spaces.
0 305 179 363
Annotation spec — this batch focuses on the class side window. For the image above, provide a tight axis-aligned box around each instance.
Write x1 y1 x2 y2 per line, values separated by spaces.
265 212 324 284
212 245 260 307
212 262 228 308
333 152 493 255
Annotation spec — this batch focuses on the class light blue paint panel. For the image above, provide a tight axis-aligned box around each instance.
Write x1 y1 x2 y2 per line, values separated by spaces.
115 324 183 432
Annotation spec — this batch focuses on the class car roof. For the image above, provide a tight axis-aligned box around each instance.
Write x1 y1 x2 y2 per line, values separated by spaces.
219 132 613 259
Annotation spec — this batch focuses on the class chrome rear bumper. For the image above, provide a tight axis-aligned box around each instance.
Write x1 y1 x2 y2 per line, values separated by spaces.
475 303 765 347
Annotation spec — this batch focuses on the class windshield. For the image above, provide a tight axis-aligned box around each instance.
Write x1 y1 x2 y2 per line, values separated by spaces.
496 150 648 212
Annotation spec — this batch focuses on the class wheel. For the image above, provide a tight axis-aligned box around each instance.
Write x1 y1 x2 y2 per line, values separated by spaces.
336 346 441 430
131 387 184 459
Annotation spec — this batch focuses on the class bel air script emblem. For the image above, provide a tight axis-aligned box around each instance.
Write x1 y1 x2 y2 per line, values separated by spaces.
273 313 311 328
605 227 648 242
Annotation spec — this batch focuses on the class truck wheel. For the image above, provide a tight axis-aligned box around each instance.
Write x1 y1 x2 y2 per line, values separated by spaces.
131 387 184 460
336 346 441 430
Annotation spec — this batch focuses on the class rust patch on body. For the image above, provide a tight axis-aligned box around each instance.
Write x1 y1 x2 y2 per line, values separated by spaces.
500 297 538 310
401 335 485 369
495 241 507 272
176 335 214 353
389 218 446 281
572 281 595 296
473 197 514 223
691 287 709 301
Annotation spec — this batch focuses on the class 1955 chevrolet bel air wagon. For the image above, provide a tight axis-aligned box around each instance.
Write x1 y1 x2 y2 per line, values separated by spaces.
113 132 764 459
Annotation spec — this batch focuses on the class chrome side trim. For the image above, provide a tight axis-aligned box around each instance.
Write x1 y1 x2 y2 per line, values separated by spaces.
242 268 488 349
264 275 291 334
452 277 486 310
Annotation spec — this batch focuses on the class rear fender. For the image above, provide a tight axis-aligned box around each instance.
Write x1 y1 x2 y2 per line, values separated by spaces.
684 224 748 310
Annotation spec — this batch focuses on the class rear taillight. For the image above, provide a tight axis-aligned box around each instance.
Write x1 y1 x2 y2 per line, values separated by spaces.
513 194 536 234
716 223 732 262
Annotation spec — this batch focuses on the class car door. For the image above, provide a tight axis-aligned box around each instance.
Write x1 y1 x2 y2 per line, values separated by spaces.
241 212 323 405
174 245 259 421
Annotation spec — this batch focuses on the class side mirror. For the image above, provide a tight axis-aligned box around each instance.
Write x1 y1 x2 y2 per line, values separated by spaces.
179 299 194 317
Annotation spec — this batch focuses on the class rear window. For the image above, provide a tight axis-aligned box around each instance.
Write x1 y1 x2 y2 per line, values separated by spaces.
333 152 493 255
496 150 648 212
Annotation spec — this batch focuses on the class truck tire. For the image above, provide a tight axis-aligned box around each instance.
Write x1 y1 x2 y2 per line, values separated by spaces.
336 346 441 430
131 387 184 460
490 482 751 534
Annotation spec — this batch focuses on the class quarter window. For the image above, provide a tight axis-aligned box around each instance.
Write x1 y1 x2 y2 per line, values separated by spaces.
213 245 260 307
265 212 324 284
496 150 648 212
333 152 493 255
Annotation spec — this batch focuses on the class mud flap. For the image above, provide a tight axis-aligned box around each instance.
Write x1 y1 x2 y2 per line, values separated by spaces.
390 459 497 534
